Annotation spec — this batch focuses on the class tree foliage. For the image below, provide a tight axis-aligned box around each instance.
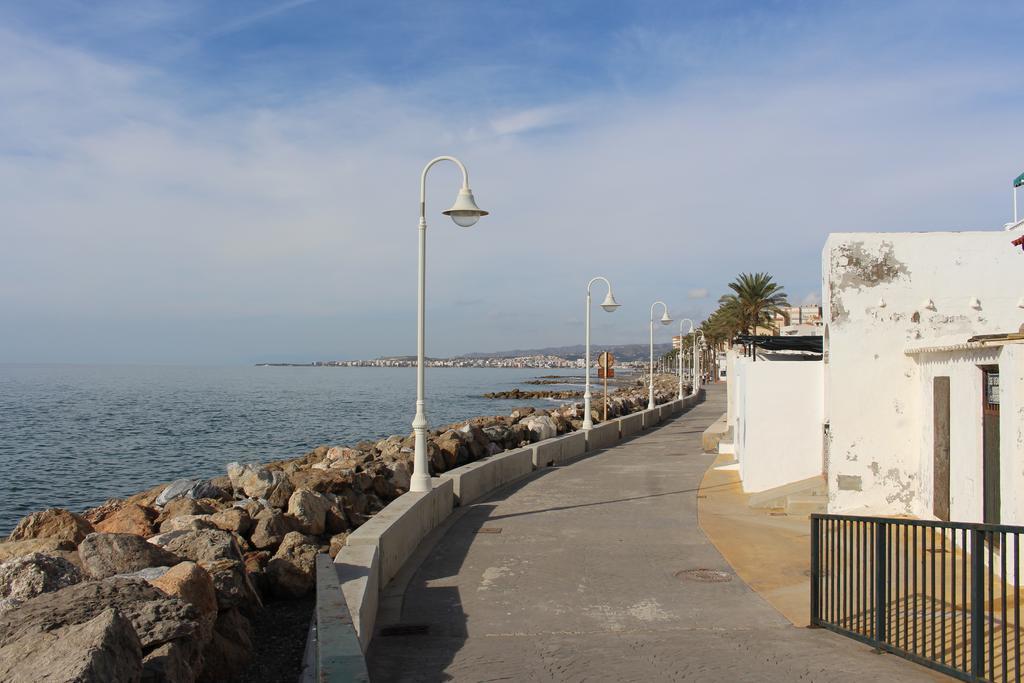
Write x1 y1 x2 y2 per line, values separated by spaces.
698 272 789 345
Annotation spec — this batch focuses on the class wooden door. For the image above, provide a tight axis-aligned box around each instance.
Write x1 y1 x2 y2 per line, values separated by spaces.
933 377 950 521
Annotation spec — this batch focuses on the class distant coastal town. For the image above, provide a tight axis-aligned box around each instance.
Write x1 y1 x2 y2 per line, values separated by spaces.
258 354 588 369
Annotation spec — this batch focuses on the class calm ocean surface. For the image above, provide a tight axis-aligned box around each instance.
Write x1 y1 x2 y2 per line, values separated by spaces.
0 364 590 535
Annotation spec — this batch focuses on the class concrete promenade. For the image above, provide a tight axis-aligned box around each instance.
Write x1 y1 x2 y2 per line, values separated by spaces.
368 385 938 681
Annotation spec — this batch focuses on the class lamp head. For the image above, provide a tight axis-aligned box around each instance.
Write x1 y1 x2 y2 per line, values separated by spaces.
443 187 488 228
600 291 621 312
659 311 673 325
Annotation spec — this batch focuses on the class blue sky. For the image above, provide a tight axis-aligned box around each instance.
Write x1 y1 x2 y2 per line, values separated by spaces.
1 1 1021 363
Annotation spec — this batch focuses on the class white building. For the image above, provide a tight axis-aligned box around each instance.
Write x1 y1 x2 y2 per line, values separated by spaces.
822 229 1024 522
725 227 1024 523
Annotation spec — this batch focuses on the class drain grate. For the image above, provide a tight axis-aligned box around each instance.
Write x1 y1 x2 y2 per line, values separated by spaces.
675 568 733 583
380 623 430 637
475 527 502 534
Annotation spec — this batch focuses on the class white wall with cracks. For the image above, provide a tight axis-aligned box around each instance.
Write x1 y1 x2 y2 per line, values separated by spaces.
822 230 1024 518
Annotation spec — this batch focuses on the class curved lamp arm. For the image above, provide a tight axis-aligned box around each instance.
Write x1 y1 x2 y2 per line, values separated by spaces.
588 276 612 295
650 301 669 320
420 156 470 217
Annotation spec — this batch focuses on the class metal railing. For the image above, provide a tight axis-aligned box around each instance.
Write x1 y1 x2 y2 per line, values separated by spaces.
811 514 1024 682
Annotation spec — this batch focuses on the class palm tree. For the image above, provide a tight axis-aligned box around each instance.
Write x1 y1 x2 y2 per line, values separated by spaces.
718 272 788 335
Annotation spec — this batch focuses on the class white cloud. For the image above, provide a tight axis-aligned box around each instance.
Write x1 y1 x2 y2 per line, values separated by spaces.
1 10 1020 362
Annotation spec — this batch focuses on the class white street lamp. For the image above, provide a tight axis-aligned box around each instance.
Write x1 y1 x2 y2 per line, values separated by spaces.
693 329 706 394
676 318 694 400
583 277 620 430
411 156 488 493
648 301 672 410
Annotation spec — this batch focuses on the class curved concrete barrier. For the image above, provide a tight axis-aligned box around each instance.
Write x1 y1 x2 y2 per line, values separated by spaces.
641 407 661 429
333 544 379 653
585 420 619 451
345 479 454 590
619 412 643 437
555 430 587 463
442 447 533 506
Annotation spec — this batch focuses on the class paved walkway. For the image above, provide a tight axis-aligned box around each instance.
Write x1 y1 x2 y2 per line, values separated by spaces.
368 385 939 682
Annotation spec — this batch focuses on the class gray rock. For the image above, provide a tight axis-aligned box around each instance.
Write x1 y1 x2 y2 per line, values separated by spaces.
155 479 202 507
79 533 183 579
0 552 83 613
187 479 225 501
0 607 143 683
0 578 204 662
160 529 242 565
114 566 172 582
521 415 558 441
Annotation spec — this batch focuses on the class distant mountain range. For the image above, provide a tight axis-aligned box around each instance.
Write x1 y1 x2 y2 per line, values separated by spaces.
455 343 673 363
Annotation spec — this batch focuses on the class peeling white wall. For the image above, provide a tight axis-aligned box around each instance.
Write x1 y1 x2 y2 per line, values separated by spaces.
734 357 824 492
821 231 1024 517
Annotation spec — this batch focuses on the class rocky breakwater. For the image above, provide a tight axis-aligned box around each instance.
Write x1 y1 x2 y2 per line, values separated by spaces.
483 388 583 400
0 374 684 682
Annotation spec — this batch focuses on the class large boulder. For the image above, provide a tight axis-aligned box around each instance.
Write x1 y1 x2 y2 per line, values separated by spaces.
95 502 157 537
208 507 252 536
0 607 143 683
433 430 467 470
155 478 202 507
79 533 183 579
287 488 330 536
230 465 293 507
0 578 205 675
387 458 413 492
161 529 241 564
149 561 218 635
155 478 228 508
265 532 318 598
458 423 491 459
161 530 261 610
0 552 82 615
249 508 295 551
77 532 182 581
287 467 351 494
521 415 558 441
7 508 94 545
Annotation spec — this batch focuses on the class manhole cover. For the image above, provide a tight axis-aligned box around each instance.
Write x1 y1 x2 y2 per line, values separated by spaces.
675 568 733 583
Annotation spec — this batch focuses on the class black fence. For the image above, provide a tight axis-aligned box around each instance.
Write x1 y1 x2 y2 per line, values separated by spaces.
811 514 1023 682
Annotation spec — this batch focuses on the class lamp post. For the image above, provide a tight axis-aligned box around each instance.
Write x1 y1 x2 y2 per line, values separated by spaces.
583 277 620 430
411 156 488 493
648 301 672 410
693 329 706 394
676 318 694 400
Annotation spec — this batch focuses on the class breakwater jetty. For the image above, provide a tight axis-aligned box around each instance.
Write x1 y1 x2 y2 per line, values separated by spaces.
0 374 686 681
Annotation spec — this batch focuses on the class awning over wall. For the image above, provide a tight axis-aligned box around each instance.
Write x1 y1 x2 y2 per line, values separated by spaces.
733 335 824 354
